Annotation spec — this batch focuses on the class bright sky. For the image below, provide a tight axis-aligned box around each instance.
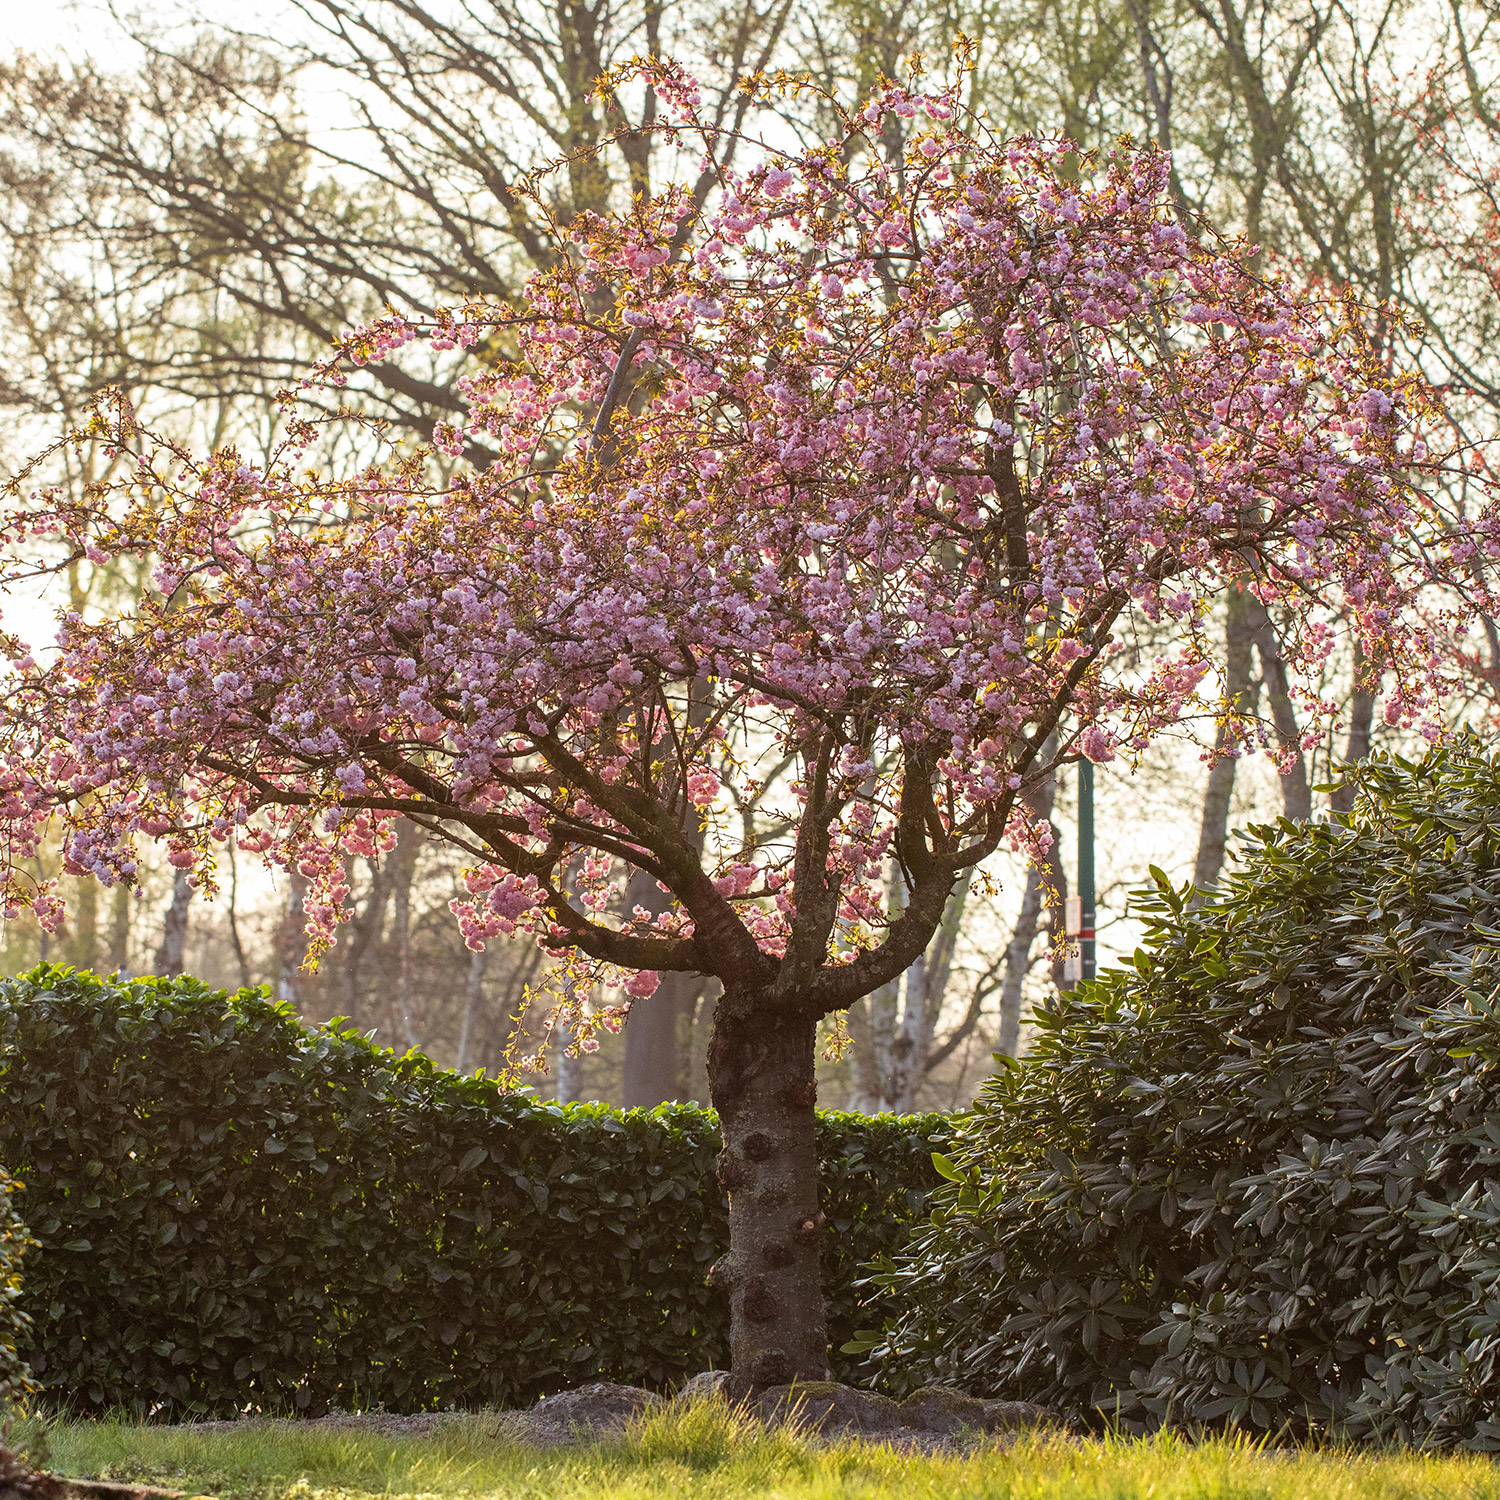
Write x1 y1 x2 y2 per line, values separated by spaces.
0 2 114 56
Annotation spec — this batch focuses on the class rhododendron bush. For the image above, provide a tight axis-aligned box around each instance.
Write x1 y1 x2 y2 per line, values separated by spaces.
0 63 1472 1389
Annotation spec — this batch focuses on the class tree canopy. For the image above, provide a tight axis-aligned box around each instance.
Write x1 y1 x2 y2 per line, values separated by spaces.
0 64 1472 1387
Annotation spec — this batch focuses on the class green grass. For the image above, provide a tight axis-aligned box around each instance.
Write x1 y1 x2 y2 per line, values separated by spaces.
13 1402 1500 1500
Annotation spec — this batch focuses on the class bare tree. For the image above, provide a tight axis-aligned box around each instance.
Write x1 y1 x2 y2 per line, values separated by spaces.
152 870 192 977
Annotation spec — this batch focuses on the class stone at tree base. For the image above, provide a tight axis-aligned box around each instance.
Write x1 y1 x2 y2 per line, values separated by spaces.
492 1378 1056 1448
496 1381 665 1446
900 1386 1051 1435
750 1381 1053 1440
676 1370 730 1401
750 1381 903 1435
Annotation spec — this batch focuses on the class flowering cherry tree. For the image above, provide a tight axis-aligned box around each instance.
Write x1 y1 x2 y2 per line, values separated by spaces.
0 64 1466 1390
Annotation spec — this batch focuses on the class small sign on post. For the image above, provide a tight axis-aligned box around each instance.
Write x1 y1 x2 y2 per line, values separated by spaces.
1063 896 1084 981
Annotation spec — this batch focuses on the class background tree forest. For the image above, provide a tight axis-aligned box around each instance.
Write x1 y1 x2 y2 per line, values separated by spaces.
0 0 1494 1109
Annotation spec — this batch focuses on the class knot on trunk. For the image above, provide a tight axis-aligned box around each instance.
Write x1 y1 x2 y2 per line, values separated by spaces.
742 1130 774 1161
706 1254 738 1290
741 1275 779 1323
716 1153 745 1194
791 1212 827 1244
761 1241 794 1268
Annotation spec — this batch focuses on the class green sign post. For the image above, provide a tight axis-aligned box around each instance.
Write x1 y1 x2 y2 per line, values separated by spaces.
1079 758 1095 983
1063 759 1097 988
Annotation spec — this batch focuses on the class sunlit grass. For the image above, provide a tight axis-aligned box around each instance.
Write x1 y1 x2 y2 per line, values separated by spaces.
14 1401 1500 1499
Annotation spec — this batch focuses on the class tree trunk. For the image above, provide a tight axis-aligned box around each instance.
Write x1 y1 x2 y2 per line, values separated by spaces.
998 865 1043 1057
623 971 706 1106
153 870 191 977
226 842 253 989
849 976 898 1112
709 1000 827 1395
1038 797 1068 993
1248 594 1312 821
887 885 965 1111
1330 641 1378 815
622 728 708 1103
623 984 681 1106
456 947 485 1073
887 949 926 1113
681 980 714 1104
555 1043 584 1103
67 876 98 974
555 1005 585 1103
996 744 1063 1050
845 858 907 1112
341 855 395 1012
277 872 308 1007
1194 584 1259 893
389 823 420 1049
922 891 963 1028
845 995 876 1111
1039 831 1070 991
107 882 132 977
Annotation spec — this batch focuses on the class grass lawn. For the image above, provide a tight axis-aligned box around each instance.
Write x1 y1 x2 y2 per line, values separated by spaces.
14 1403 1500 1500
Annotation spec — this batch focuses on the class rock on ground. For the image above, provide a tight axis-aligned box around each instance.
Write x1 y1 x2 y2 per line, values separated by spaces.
496 1376 1053 1448
749 1381 1051 1442
493 1381 665 1447
675 1369 731 1401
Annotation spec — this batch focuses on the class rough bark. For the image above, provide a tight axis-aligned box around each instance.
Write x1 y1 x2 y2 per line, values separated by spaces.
152 870 191 977
1194 584 1259 893
709 999 827 1397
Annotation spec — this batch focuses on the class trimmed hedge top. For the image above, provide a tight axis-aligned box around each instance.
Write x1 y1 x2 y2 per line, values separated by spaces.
0 967 949 1417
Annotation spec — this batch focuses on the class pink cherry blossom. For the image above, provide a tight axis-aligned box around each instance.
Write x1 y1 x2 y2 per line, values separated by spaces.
0 59 1474 1095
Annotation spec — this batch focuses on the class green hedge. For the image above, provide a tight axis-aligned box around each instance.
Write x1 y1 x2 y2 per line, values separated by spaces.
0 1166 33 1416
0 967 949 1417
